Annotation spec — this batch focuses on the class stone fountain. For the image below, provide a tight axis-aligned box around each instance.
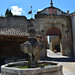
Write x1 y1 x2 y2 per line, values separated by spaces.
20 29 44 68
1 29 63 75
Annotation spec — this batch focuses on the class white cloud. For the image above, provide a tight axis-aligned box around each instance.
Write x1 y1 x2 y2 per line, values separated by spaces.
11 6 25 15
38 9 42 11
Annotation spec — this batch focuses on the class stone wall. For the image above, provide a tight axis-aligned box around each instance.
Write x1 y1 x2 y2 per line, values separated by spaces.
0 16 28 31
70 13 75 57
33 14 73 56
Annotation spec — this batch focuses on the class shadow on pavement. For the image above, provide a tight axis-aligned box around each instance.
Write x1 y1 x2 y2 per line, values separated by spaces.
41 57 75 62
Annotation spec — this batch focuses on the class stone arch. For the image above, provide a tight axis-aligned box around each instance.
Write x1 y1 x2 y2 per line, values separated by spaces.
46 27 61 52
46 27 61 36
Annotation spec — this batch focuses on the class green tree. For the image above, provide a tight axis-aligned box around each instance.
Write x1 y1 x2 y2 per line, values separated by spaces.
5 9 9 17
5 9 13 17
0 15 3 17
9 10 13 16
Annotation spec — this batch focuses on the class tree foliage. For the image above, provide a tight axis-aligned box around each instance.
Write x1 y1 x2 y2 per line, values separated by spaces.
5 9 13 17
0 15 3 17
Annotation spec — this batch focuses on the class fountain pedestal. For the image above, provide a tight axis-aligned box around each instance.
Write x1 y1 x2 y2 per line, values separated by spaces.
20 29 44 68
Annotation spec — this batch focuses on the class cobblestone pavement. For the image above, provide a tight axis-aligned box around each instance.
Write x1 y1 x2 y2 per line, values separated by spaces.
44 49 75 75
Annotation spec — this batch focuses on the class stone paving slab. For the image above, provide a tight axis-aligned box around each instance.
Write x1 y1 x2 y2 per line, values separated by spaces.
47 49 75 75
61 62 75 75
63 69 71 75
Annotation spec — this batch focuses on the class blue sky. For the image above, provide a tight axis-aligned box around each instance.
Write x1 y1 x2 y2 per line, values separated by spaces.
0 0 75 19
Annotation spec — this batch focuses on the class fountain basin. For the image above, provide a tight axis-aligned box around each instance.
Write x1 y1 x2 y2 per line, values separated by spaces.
1 61 63 75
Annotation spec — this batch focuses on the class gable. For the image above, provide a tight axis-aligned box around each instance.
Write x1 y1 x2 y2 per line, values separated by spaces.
37 7 67 15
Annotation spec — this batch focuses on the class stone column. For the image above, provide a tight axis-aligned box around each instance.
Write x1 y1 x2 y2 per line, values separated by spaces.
70 13 75 57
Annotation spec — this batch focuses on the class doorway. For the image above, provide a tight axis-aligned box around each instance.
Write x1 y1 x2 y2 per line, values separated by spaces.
46 27 61 52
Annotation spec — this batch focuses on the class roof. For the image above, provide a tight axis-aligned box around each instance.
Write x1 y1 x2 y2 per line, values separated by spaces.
70 12 75 17
38 6 67 13
0 28 28 36
36 6 68 16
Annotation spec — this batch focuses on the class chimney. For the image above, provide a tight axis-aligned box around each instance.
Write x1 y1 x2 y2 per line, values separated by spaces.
67 10 69 14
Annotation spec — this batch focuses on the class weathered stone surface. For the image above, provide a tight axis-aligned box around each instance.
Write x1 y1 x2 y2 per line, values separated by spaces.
0 16 28 31
32 15 73 56
20 29 45 68
1 61 63 75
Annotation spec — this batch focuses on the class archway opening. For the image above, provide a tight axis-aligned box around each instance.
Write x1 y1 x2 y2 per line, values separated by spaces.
46 27 61 52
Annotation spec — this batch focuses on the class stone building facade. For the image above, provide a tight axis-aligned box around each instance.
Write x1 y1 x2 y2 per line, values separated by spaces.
0 1 75 60
31 5 73 56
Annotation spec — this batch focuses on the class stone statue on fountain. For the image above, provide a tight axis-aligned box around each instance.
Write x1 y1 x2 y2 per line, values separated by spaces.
20 29 44 68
